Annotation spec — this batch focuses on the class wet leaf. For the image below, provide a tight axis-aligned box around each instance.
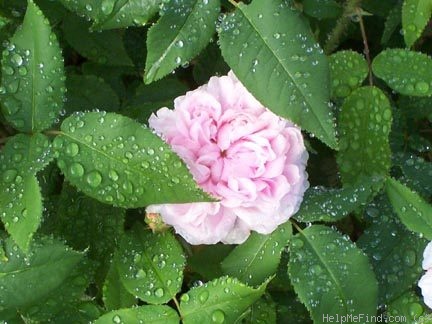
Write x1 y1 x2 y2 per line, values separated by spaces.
289 225 378 321
94 305 179 324
0 0 65 132
144 0 220 83
402 0 432 47
218 0 337 149
53 111 214 208
221 222 292 286
372 49 432 96
337 87 392 186
329 50 368 98
115 225 186 304
180 276 268 324
59 0 161 30
385 177 432 239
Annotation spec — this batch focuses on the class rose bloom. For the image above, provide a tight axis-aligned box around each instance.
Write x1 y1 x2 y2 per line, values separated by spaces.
419 242 432 308
146 72 309 244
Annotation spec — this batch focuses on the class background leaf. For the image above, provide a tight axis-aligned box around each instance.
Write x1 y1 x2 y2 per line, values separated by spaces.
144 0 220 83
337 86 392 186
329 50 368 98
221 222 292 286
402 0 432 47
0 237 83 311
180 276 268 324
358 195 427 304
64 73 120 116
53 111 213 207
385 177 432 239
63 14 133 67
295 176 383 223
289 225 378 322
116 225 186 304
53 183 125 284
0 0 65 132
218 0 337 149
372 49 432 96
102 256 136 311
0 133 53 251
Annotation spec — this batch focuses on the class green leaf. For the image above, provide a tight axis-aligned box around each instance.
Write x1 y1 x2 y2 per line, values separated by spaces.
302 0 342 19
64 74 120 116
0 133 54 176
394 152 432 197
385 177 432 239
144 0 220 83
189 244 233 281
0 133 54 251
102 256 136 311
337 86 392 186
241 295 276 324
53 111 214 208
221 222 292 286
0 236 83 310
218 0 337 149
358 196 426 303
116 225 186 304
387 291 428 322
289 225 378 322
295 176 383 223
123 77 188 124
398 95 432 121
54 183 125 284
0 174 42 252
94 305 179 324
63 14 133 66
59 0 161 30
180 276 268 324
402 0 432 47
0 0 65 132
381 1 402 45
372 49 432 96
329 50 368 98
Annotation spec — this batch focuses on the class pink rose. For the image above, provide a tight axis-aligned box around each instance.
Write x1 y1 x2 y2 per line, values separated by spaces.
419 242 432 308
146 72 309 244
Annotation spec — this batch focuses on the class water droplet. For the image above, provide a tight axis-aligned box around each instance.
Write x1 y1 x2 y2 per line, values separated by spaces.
112 315 121 324
415 81 429 93
199 290 209 303
65 143 79 157
70 163 84 177
154 288 164 298
211 310 225 323
86 171 102 188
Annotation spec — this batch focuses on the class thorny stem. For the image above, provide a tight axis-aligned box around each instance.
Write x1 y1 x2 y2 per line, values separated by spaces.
324 0 362 54
357 8 373 86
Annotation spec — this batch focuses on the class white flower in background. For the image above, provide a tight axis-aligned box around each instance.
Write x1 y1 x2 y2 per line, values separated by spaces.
419 242 432 308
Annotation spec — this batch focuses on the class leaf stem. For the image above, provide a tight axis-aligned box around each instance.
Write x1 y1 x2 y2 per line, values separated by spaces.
227 0 238 7
356 8 373 86
324 0 362 54
173 296 182 318
44 130 62 137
